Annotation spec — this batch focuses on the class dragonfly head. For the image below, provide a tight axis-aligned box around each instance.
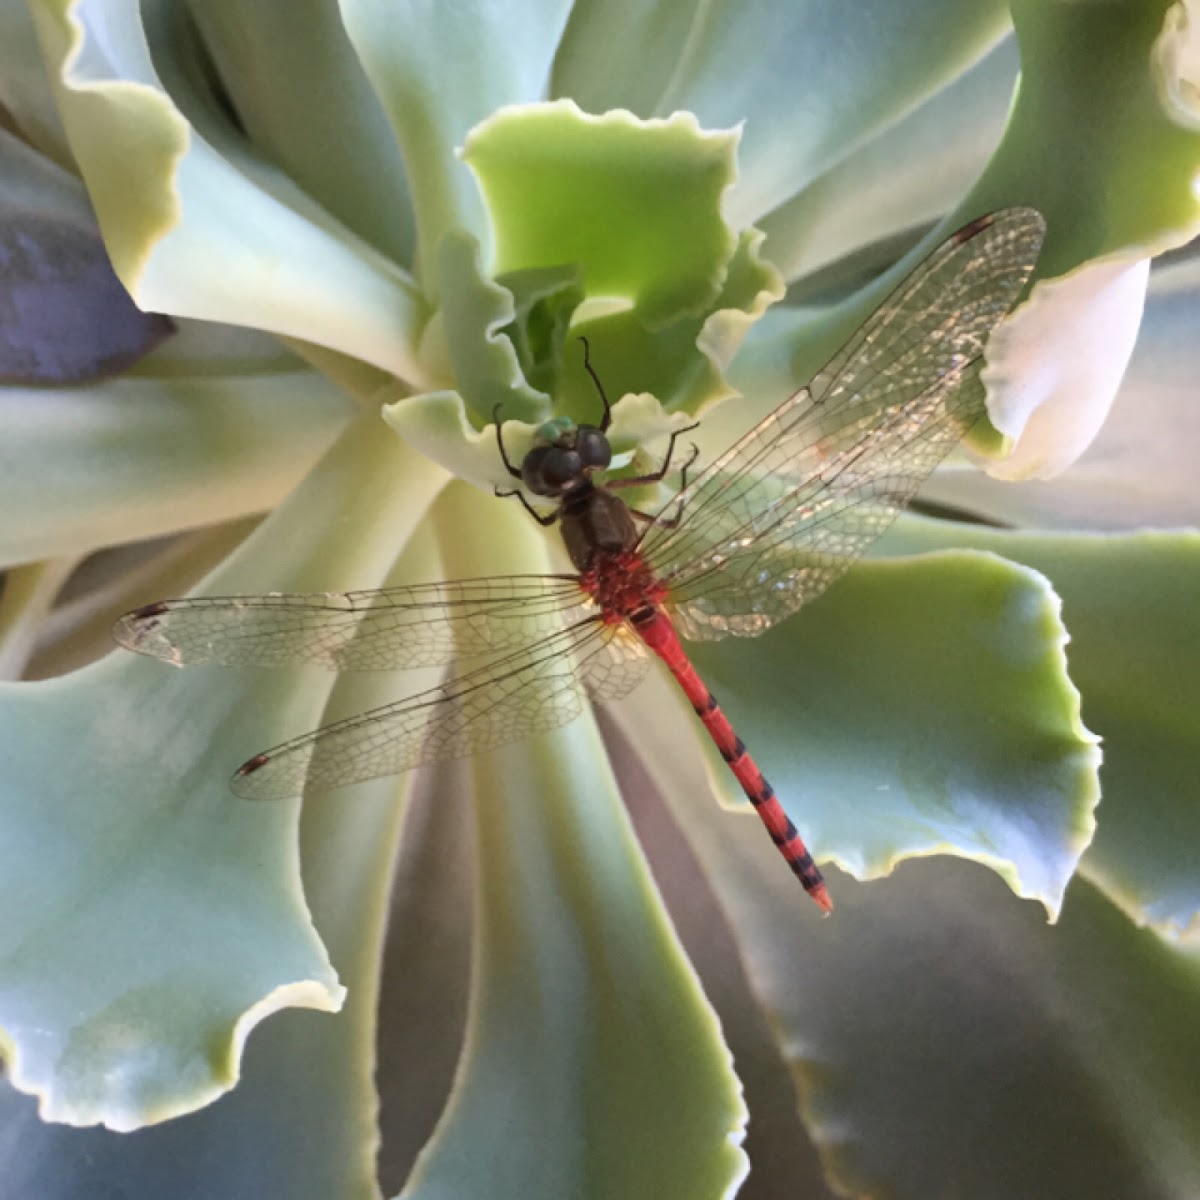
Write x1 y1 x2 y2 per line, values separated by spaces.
521 416 612 497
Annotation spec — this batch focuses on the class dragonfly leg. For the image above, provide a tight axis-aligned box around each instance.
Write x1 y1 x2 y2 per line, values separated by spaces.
626 448 695 527
493 403 523 480
615 438 700 531
627 496 686 531
627 507 661 525
656 440 702 525
578 336 698 484
579 336 613 432
495 486 560 527
675 440 700 493
607 427 700 492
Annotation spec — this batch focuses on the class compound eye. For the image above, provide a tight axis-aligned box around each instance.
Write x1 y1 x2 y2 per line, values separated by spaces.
576 426 612 471
522 446 582 494
520 446 554 495
541 448 583 488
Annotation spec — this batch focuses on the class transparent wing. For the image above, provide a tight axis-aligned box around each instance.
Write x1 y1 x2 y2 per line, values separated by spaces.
641 208 1046 641
113 575 587 670
230 616 651 800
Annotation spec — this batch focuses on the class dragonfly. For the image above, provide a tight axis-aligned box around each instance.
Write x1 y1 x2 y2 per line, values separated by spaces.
114 207 1046 915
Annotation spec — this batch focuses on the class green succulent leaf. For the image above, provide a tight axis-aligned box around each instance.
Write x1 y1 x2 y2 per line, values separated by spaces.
27 0 428 381
187 0 418 267
0 699 418 1198
961 0 1200 476
2 0 1196 1195
389 100 783 482
554 0 1014 226
613 549 1099 917
0 414 446 1128
700 842 1200 1199
922 252 1200 531
617 714 1200 1199
495 261 587 400
0 2 69 164
760 37 1022 286
464 101 738 330
883 518 1200 940
399 484 748 1200
720 0 1200 491
341 0 575 289
0 365 352 570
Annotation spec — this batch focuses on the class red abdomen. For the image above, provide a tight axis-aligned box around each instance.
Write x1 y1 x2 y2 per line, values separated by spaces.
632 607 831 913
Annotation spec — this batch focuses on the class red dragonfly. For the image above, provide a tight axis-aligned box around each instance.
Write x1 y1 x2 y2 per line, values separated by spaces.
114 208 1045 914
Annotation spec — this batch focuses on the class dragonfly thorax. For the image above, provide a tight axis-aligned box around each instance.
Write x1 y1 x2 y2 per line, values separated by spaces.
559 485 641 573
521 417 612 497
578 548 666 621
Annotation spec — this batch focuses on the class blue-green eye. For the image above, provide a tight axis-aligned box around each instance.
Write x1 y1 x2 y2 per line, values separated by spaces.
535 415 577 444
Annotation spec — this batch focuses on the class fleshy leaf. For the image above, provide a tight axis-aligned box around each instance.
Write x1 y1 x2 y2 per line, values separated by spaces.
400 483 748 1200
0 557 78 680
376 767 476 1193
569 226 784 424
784 866 1200 1199
462 101 762 415
0 558 78 680
389 104 782 479
554 0 1013 226
0 659 343 1130
186 0 418 266
0 700 420 1198
613 550 1098 918
618 705 1200 1197
0 1 69 163
609 744 838 1199
956 0 1200 257
464 101 737 328
759 36 1022 285
724 0 1200 485
882 518 1200 940
341 0 575 290
426 229 555 423
27 0 428 381
0 366 352 570
0 128 174 383
496 262 586 399
957 0 1200 476
975 257 1150 478
0 412 446 1128
921 251 1200 529
693 820 1200 1200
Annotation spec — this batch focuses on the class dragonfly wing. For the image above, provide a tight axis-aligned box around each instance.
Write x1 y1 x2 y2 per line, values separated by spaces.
113 575 587 670
230 614 649 800
577 620 651 702
643 208 1046 641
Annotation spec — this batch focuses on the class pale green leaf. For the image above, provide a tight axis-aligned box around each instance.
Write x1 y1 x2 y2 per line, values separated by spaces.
708 841 1200 1199
188 0 416 265
759 35 1021 285
0 0 69 164
617 709 1200 1198
555 0 1013 226
0 413 445 1128
400 483 748 1200
0 367 352 569
882 519 1200 940
613 550 1098 917
341 0 575 290
0 698 419 1200
923 253 1200 529
27 0 428 381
